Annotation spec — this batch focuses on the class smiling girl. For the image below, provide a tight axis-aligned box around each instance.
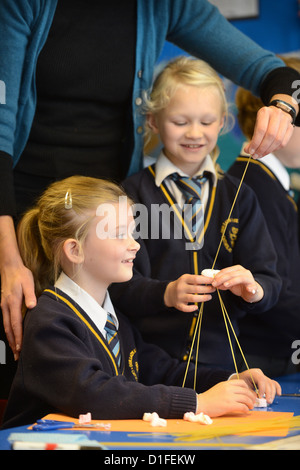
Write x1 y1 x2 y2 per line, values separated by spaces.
111 56 282 370
2 175 281 428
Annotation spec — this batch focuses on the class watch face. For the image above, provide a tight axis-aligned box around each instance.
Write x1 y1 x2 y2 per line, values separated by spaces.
271 100 296 124
278 103 291 112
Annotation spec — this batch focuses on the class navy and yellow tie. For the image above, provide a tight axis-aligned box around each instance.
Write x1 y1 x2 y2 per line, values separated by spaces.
104 313 121 368
171 172 208 234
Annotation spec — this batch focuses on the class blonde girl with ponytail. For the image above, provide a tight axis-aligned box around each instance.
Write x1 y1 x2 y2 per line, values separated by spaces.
3 175 280 429
17 175 133 299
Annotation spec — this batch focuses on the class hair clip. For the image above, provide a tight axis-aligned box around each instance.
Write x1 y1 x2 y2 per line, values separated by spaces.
64 190 73 210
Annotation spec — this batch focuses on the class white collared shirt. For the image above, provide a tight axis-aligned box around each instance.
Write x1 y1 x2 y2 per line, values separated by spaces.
260 153 290 191
154 151 216 210
54 271 119 337
240 144 290 191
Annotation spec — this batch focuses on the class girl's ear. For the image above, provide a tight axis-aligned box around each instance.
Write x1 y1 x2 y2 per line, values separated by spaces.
219 113 226 133
63 239 84 264
147 113 160 134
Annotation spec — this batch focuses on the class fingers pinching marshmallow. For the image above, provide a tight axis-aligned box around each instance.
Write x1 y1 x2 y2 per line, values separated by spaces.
254 397 267 408
201 269 220 278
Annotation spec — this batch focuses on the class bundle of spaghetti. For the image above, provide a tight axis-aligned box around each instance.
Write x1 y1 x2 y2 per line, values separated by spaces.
182 156 253 386
217 289 260 395
182 302 204 389
174 414 300 442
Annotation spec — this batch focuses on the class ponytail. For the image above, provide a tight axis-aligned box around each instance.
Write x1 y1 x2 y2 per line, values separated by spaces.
17 208 54 298
17 175 131 299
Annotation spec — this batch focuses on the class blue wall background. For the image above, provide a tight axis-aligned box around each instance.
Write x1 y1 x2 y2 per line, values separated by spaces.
231 0 300 54
160 0 300 60
156 0 300 174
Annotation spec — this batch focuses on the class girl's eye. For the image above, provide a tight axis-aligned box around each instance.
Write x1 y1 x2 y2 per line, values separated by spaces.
173 121 187 126
117 232 127 239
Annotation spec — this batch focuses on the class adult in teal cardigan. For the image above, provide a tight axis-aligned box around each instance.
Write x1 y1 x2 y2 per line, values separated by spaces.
0 0 299 395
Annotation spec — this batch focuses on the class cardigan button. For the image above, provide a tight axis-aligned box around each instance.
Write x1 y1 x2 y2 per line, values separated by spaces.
135 97 143 106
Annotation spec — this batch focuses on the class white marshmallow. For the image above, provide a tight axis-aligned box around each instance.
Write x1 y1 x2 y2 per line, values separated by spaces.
79 412 92 424
143 412 155 422
143 412 167 427
183 411 213 425
254 397 268 408
201 269 220 278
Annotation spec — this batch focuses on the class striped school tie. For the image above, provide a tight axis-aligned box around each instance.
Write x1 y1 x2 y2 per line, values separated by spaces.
104 313 121 368
171 173 208 234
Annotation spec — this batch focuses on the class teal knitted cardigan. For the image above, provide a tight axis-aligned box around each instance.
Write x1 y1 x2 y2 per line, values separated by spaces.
0 0 285 175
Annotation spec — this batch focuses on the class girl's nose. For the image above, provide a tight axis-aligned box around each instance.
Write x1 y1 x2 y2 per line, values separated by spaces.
130 237 140 252
185 123 203 139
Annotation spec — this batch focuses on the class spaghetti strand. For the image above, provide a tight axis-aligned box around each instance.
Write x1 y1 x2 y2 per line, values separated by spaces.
193 304 203 390
212 155 251 270
182 302 204 388
217 289 239 378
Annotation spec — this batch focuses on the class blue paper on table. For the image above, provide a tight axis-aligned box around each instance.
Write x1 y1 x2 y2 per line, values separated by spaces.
8 432 102 448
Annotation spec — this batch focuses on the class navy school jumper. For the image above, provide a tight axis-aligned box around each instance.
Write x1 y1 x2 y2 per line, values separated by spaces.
3 288 231 429
110 165 282 368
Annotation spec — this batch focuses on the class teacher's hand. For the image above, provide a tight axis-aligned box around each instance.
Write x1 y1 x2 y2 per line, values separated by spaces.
244 94 298 159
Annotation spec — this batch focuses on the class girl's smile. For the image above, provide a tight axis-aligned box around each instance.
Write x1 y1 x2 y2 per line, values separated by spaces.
149 84 225 176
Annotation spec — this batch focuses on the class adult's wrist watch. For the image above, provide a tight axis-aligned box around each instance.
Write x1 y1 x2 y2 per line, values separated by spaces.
269 99 297 125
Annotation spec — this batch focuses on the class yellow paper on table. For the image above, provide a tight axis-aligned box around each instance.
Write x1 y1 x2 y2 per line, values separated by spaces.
40 410 295 438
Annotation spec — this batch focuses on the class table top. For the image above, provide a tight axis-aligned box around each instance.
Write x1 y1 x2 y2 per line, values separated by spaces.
1 373 299 451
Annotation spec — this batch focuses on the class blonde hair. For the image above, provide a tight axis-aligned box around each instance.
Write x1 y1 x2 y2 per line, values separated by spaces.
17 175 130 298
144 56 232 164
236 56 300 140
